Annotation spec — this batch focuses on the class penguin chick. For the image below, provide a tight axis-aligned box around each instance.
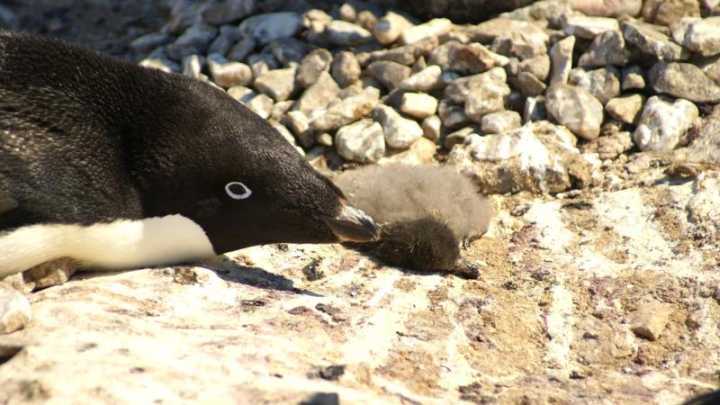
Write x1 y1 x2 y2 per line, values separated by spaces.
0 32 379 277
334 164 492 273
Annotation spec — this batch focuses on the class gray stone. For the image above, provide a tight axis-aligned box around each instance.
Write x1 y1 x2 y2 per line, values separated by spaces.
0 285 30 334
511 71 547 97
438 100 471 129
481 111 522 134
202 0 255 25
563 16 620 39
550 36 575 86
312 87 381 131
130 33 173 53
373 105 424 149
139 58 179 74
443 126 476 150
570 67 621 105
227 36 256 61
266 38 309 67
207 54 253 88
335 119 386 163
331 51 362 87
649 62 720 103
294 71 341 114
642 0 701 27
606 94 645 125
270 100 294 122
399 93 439 119
445 67 510 123
523 96 546 123
622 65 646 90
518 54 550 82
400 18 452 45
326 20 373 46
208 26 242 56
633 96 699 152
239 12 302 45
570 0 642 17
166 23 218 60
285 110 314 148
422 115 442 141
366 61 412 91
621 20 687 61
182 54 204 79
247 52 279 78
364 38 438 66
578 30 630 68
296 49 333 89
546 84 604 140
254 67 297 101
596 130 634 160
227 85 255 103
399 65 443 92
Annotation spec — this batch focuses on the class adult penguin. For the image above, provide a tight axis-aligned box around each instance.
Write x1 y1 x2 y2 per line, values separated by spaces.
0 31 378 277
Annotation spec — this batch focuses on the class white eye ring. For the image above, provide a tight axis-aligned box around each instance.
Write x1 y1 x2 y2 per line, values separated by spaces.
225 181 252 200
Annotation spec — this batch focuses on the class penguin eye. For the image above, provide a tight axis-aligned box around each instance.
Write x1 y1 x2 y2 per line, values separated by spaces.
225 181 252 200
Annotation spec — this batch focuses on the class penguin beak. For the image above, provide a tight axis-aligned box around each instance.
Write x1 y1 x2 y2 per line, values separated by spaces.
325 205 380 243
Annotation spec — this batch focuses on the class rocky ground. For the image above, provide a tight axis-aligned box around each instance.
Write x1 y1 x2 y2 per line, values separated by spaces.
2 0 720 404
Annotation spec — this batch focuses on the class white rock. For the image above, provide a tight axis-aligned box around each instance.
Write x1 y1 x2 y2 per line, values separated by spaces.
400 18 452 45
679 17 720 57
481 111 522 134
182 54 204 79
606 94 644 124
422 115 442 141
325 20 372 46
372 11 414 45
550 35 575 86
239 12 302 45
311 87 380 132
207 54 252 88
399 93 438 119
253 67 297 101
563 15 620 39
546 84 604 140
633 96 699 152
247 94 274 119
373 105 424 149
399 65 443 92
335 119 386 163
227 85 255 103
0 286 31 334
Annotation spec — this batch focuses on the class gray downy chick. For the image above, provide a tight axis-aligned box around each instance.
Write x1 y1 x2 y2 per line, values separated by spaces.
334 164 493 276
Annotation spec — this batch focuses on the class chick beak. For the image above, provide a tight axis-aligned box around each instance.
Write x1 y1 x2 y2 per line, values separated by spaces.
325 205 380 243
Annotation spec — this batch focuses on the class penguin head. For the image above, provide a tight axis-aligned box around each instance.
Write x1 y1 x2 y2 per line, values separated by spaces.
139 81 379 254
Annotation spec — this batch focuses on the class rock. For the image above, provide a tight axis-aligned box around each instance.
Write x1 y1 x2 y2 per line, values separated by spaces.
673 17 720 57
444 126 477 150
0 285 31 334
642 0 701 27
570 0 642 17
271 100 294 122
578 30 630 68
373 105 424 149
331 52 362 87
622 65 646 90
326 21 373 46
166 23 218 60
399 93 438 119
227 35 256 61
491 31 549 61
633 96 699 152
0 4 18 29
312 87 380 131
518 54 551 82
422 115 442 141
523 96 546 123
377 0 534 24
208 26 242 56
378 137 437 166
399 65 443 92
247 52 279 77
468 18 549 50
269 121 301 150
570 67 621 105
139 58 179 74
550 36 575 86
182 54 204 79
448 121 593 194
267 38 309 67
363 37 437 66
207 54 252 88
438 100 471 129
429 42 509 75
546 84 604 140
606 94 645 125
254 67 297 101
335 119 386 163
296 49 333 89
563 16 620 39
294 71 341 114
481 111 522 134
239 12 302 45
366 61 412 91
202 0 255 25
285 110 314 147
596 130 634 159
247 94 274 119
372 11 414 45
400 18 452 45
630 299 674 341
649 62 720 103
621 20 687 61
445 67 510 122
227 85 255 103
130 33 173 54
511 72 547 97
